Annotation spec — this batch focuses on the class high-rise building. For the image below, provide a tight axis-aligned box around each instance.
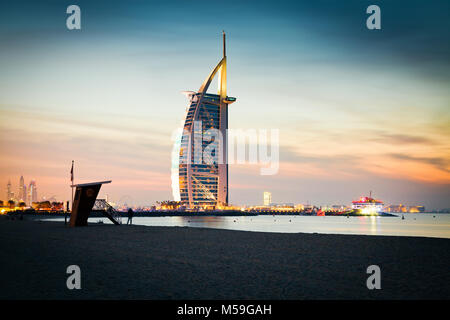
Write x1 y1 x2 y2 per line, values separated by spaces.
263 192 272 206
28 180 37 204
18 175 25 202
172 32 236 208
23 185 27 204
6 180 13 200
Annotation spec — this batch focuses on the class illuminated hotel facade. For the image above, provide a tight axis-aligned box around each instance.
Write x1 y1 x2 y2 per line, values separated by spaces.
172 32 236 208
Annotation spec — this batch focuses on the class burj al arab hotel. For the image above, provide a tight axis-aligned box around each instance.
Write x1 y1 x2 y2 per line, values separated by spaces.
172 32 236 209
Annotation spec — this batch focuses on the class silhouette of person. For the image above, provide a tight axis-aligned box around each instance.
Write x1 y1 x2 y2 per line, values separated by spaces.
127 208 134 225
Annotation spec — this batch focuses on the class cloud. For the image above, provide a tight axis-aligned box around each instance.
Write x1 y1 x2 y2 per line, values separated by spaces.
373 133 436 145
0 106 169 142
279 145 360 164
388 153 450 173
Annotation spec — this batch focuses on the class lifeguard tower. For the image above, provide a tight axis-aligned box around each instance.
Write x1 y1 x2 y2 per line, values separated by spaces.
69 180 121 227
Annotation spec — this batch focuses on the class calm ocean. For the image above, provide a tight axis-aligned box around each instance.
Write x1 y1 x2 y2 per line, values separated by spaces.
43 213 450 239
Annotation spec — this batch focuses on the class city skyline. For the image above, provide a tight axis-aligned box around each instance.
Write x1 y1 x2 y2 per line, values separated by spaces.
0 174 438 211
3 175 37 204
0 0 449 209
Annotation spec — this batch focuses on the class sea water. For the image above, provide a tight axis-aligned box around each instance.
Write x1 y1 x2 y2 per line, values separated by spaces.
42 213 450 239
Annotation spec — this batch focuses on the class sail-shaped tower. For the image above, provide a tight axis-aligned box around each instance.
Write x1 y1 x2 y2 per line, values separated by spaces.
172 32 236 208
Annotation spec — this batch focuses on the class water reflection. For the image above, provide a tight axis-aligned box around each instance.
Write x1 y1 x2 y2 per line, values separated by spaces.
369 216 378 235
174 216 231 229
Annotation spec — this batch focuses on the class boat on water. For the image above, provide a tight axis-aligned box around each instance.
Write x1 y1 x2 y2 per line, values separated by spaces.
350 192 395 216
311 192 396 217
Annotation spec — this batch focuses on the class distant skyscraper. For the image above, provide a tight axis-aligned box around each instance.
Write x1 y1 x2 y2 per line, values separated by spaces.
172 32 236 208
263 192 272 206
6 180 13 200
28 180 37 204
18 175 25 202
23 185 27 204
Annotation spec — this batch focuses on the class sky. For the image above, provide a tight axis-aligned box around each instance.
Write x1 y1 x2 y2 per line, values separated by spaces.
0 0 449 209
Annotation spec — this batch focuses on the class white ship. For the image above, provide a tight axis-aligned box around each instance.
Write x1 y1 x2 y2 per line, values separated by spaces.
351 192 384 215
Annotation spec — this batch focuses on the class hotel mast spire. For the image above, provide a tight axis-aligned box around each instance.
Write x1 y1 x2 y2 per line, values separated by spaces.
223 30 226 57
219 31 227 99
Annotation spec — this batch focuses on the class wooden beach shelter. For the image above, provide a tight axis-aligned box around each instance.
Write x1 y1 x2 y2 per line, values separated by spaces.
69 180 113 227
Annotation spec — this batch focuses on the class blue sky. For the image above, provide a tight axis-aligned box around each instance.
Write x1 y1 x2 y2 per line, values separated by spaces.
0 0 449 208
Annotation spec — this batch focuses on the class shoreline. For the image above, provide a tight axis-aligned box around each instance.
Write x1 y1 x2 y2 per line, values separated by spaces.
35 213 450 240
4 210 401 218
1 217 449 299
37 219 450 240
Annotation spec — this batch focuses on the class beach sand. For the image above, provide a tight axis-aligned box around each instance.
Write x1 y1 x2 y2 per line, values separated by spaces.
0 217 449 300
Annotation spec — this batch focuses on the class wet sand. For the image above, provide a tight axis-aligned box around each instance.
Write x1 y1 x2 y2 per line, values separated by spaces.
0 217 449 299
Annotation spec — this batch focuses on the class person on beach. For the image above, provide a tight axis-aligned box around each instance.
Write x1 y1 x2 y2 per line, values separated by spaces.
127 208 134 225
